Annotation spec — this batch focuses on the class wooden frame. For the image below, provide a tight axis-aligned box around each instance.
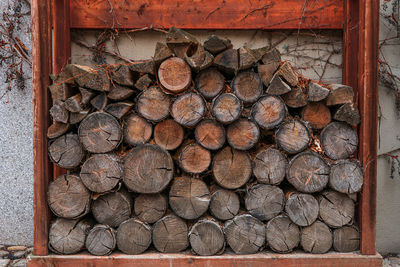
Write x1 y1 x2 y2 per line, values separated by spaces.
30 0 380 266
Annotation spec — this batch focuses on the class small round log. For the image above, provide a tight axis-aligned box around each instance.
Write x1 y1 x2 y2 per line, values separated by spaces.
224 214 265 254
320 122 358 160
329 160 363 194
152 215 189 253
276 120 311 154
47 174 90 219
285 192 319 227
171 92 206 127
319 191 355 228
286 152 330 193
169 176 210 220
158 57 191 94
134 193 167 224
227 119 260 150
211 93 242 124
116 218 152 255
48 133 84 169
86 225 116 256
123 144 174 193
179 143 211 174
282 86 307 108
333 226 360 252
251 96 287 130
123 114 153 146
245 184 285 221
154 119 184 150
301 102 332 130
301 220 333 254
195 68 225 99
78 112 122 153
266 215 300 253
209 188 240 221
231 71 263 104
212 146 252 189
137 86 171 122
194 120 226 150
253 148 287 185
189 220 225 256
92 190 133 228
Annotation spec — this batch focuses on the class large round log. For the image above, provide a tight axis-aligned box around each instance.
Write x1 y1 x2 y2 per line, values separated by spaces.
211 93 242 124
286 152 330 193
179 143 211 174
123 114 153 146
320 122 358 160
189 219 225 256
158 57 191 94
329 160 363 194
152 215 189 253
227 119 260 150
78 112 122 153
319 191 355 228
209 188 240 221
47 174 90 219
48 133 85 169
169 176 210 220
301 102 332 130
333 226 360 252
80 153 122 193
224 214 265 254
123 144 174 193
253 148 287 185
194 120 226 150
137 86 171 122
171 92 206 127
251 96 286 130
301 220 333 254
195 68 225 99
86 225 116 256
266 215 300 253
231 71 263 104
116 218 152 255
154 119 184 150
245 184 285 221
285 192 319 227
134 193 167 224
276 120 311 154
212 146 252 189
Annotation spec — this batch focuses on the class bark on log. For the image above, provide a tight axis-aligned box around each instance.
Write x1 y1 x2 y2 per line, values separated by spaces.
213 48 239 74
238 46 258 70
86 225 116 256
179 143 211 174
301 102 332 130
50 102 69 123
69 108 90 124
326 84 354 106
332 226 360 252
166 27 198 59
195 120 226 150
287 152 330 193
47 122 69 139
64 94 83 113
185 44 214 72
320 122 358 160
261 48 281 65
231 71 263 104
266 215 300 253
204 35 232 55
48 133 85 169
134 194 167 224
277 62 299 86
137 86 171 122
251 95 286 130
90 93 108 111
47 174 91 219
285 192 319 227
79 87 96 105
319 191 355 228
253 148 287 185
152 214 189 253
123 144 174 193
111 64 136 87
154 42 173 65
276 120 311 154
116 218 152 255
105 102 133 119
300 220 333 254
211 93 242 124
266 74 292 95
195 68 225 99
107 85 135 101
189 219 225 256
158 57 192 94
212 146 252 189
123 114 153 146
329 160 363 194
227 119 260 150
282 86 307 108
209 188 240 221
307 81 330 102
169 176 210 220
154 119 184 150
171 92 206 127
69 64 111 92
333 103 361 126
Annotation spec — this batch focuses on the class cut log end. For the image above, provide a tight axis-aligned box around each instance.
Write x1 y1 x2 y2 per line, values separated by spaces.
117 218 152 255
333 226 360 252
227 119 260 150
212 93 242 124
266 215 300 253
333 103 361 126
307 81 330 102
285 193 319 227
134 194 167 224
137 86 171 122
231 71 262 104
195 120 226 150
49 133 85 169
320 122 358 160
179 143 211 174
158 57 192 94
253 148 287 185
154 119 184 150
195 68 225 99
86 225 116 256
123 114 153 146
189 220 225 256
329 160 363 194
152 215 189 253
301 220 333 254
251 96 286 130
319 191 355 228
301 102 332 130
210 189 240 221
171 92 206 127
276 120 311 154
326 84 354 106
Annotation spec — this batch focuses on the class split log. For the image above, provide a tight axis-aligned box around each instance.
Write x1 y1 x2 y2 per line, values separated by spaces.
48 218 92 254
47 174 91 219
123 144 174 193
64 94 82 113
195 68 225 99
90 93 108 111
80 153 122 193
251 95 286 130
329 160 363 194
86 225 116 256
204 35 232 55
166 27 198 59
189 219 225 256
266 215 300 253
105 102 133 119
92 190 133 228
244 184 285 221
307 81 330 102
285 192 319 227
266 74 291 95
239 46 258 70
333 226 360 252
258 64 277 88
79 87 96 105
48 133 85 169
111 64 135 87
137 86 171 122
301 102 332 129
326 84 354 106
213 48 239 74
319 191 355 228
211 93 242 124
134 74 153 91
47 122 69 139
277 62 298 86
49 82 75 103
78 112 122 153
154 119 184 150
128 60 155 76
320 122 358 160
134 194 167 224
116 218 152 255
261 48 282 65
300 220 333 254
212 146 252 189
123 114 153 146
185 44 214 72
154 42 173 65
50 102 69 123
224 214 265 254
69 64 111 92
194 120 226 150
107 85 135 101
69 108 90 124
253 148 287 185
333 103 361 126
171 92 206 127
231 71 263 104
179 143 211 174
282 86 307 108
169 176 210 220
152 215 189 253
158 57 192 94
276 120 311 154
227 119 260 150
209 188 240 221
287 152 330 193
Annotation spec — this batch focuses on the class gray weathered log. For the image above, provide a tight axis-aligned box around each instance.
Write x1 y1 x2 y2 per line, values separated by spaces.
137 86 171 122
171 92 206 127
301 220 333 254
158 57 192 94
251 95 287 130
79 87 96 105
111 64 135 87
238 46 258 70
48 133 84 169
134 74 153 91
266 215 300 253
185 44 214 72
195 119 226 150
69 64 111 92
152 214 189 253
154 119 184 150
166 27 198 58
134 193 167 224
179 143 211 174
195 68 225 99
285 192 319 227
276 120 311 154
266 74 292 95
320 122 358 160
116 218 152 255
282 86 308 108
333 103 361 126
333 226 360 252
209 187 240 221
47 122 69 139
50 101 69 123
86 224 116 256
104 102 133 119
204 35 232 55
326 84 354 106
154 42 173 65
189 219 225 256
253 148 287 185
319 191 355 228
107 84 135 101
231 71 263 104
213 48 239 74
211 93 242 124
329 160 363 194
64 94 83 113
227 119 260 150
90 93 108 111
69 108 90 124
307 81 330 102
128 60 155 75
123 114 153 146
261 48 281 65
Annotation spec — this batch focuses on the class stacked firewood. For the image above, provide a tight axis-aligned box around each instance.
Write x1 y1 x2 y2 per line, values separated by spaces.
46 28 363 256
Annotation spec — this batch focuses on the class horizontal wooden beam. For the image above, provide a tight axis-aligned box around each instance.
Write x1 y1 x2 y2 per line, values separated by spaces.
70 0 344 30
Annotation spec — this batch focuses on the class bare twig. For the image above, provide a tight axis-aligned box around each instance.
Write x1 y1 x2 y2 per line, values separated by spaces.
240 4 274 21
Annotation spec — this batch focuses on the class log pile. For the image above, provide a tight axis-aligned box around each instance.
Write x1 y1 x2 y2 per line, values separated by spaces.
47 28 363 256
